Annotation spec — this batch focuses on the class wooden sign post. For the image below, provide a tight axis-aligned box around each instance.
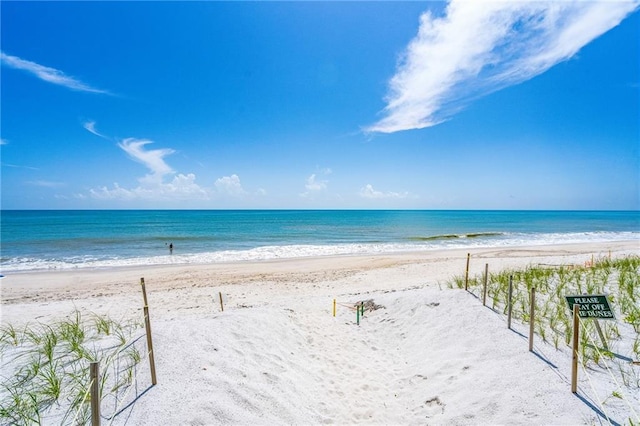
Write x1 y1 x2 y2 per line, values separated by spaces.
571 304 579 393
565 294 616 393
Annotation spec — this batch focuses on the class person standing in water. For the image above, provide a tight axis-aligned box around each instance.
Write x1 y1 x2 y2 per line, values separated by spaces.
169 242 173 254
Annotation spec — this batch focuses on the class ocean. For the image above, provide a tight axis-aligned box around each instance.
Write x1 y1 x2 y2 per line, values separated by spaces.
1 210 638 272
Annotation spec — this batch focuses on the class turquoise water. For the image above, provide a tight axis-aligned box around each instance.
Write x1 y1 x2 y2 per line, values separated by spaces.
1 210 638 272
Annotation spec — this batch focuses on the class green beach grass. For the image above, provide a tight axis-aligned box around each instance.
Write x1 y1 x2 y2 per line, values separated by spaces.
0 311 144 425
450 255 640 390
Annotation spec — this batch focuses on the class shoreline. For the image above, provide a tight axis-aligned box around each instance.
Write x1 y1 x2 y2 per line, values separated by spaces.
3 230 638 274
1 240 637 324
4 238 638 275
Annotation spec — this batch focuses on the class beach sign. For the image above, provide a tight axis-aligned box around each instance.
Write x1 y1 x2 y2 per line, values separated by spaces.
565 295 615 320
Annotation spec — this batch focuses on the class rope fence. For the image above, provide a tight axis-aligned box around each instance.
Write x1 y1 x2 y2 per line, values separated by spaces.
0 278 158 426
580 320 640 423
76 298 156 426
100 334 149 421
461 253 640 424
89 277 158 425
68 377 95 426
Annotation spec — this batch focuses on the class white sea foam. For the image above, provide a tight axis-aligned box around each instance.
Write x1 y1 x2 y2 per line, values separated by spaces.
2 231 637 273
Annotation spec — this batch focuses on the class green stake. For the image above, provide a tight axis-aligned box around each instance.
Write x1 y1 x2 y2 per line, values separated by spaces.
361 301 365 317
357 305 360 325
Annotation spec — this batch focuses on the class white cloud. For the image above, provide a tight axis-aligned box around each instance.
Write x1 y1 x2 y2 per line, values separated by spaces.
87 134 209 202
90 183 136 201
305 174 328 192
0 138 7 145
300 172 330 198
359 184 409 199
215 174 246 196
90 173 208 201
366 1 639 133
1 51 110 94
165 173 208 197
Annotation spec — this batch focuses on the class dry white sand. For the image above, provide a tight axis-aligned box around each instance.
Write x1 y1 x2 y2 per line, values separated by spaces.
1 240 639 425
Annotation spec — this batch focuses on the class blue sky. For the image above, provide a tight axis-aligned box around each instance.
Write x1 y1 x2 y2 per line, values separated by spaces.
1 1 638 210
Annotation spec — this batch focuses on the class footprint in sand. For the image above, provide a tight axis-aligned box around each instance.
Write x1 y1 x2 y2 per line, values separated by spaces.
424 396 445 417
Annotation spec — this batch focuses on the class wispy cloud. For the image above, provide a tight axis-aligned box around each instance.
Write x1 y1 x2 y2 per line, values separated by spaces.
366 1 639 133
1 51 110 94
359 184 409 199
26 180 66 188
2 163 39 170
83 121 107 138
118 138 175 185
0 139 7 145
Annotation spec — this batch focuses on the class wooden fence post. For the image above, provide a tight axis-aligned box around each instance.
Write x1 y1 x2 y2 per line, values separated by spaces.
571 304 580 393
143 306 158 385
482 263 489 306
140 277 148 307
464 253 470 291
529 287 535 352
593 320 608 351
219 292 224 312
507 275 513 329
90 361 100 426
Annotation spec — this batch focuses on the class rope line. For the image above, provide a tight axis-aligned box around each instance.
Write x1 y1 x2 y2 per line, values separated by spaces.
336 302 359 311
105 346 151 425
577 353 613 425
580 321 640 422
69 377 95 426
100 312 152 422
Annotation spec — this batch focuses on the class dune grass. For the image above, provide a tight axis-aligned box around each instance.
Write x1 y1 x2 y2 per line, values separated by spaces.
450 255 640 401
452 256 639 350
0 311 144 425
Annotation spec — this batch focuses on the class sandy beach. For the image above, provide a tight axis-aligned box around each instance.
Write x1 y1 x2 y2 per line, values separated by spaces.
1 240 639 424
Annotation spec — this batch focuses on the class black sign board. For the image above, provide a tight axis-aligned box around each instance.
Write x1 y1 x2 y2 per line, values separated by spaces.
565 295 615 320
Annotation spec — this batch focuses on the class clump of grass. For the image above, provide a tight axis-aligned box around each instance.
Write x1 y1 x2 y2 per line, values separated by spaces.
38 362 62 406
0 311 145 425
58 310 86 356
0 387 42 425
93 314 115 336
0 323 22 347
